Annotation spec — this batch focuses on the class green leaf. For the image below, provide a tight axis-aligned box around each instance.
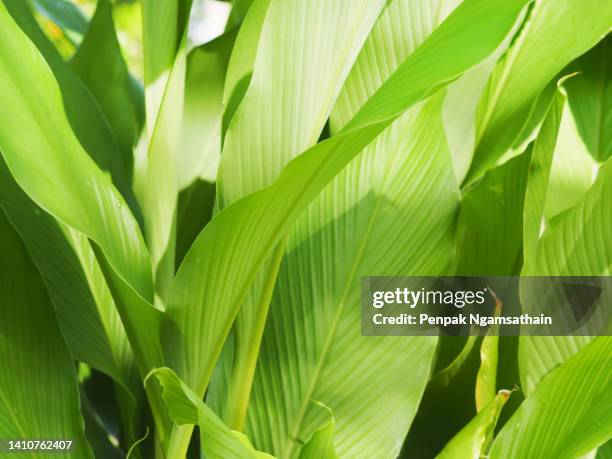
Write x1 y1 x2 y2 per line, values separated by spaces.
0 0 144 398
163 0 529 398
146 368 273 459
597 441 612 459
246 96 451 458
141 39 186 304
0 211 93 458
215 0 389 432
140 0 192 303
175 179 216 267
544 102 597 220
0 2 194 446
455 150 532 276
226 0 255 29
162 6 532 454
0 160 138 395
298 402 338 459
330 0 461 131
220 242 286 430
402 336 482 458
490 337 612 458
218 0 388 206
436 390 511 459
177 29 236 190
520 94 610 393
0 6 167 438
70 0 143 179
522 89 565 267
467 0 612 183
442 9 525 184
141 0 191 125
230 6 460 449
3 0 140 220
565 36 612 162
519 335 594 396
223 0 271 105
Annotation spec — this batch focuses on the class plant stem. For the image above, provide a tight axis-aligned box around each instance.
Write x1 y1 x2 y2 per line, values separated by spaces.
166 423 194 459
164 241 286 455
224 240 287 431
145 382 171 453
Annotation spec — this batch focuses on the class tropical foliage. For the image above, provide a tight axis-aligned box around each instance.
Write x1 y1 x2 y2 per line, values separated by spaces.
0 0 610 458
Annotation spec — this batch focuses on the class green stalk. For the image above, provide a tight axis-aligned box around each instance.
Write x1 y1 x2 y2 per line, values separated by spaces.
224 240 287 431
164 241 286 457
146 383 171 452
166 423 194 459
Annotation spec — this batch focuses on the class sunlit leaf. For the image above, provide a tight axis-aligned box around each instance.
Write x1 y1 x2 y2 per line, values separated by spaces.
467 0 612 183
491 337 612 458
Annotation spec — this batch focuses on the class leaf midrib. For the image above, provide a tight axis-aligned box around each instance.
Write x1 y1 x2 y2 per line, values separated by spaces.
282 192 385 459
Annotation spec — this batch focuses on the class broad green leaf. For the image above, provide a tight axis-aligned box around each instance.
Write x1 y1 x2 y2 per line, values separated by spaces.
330 0 461 131
436 390 511 459
223 0 271 104
70 0 143 179
146 368 272 459
455 150 532 276
216 0 388 432
0 6 168 439
178 29 236 190
141 0 191 128
442 7 525 183
243 1 461 454
519 335 594 396
520 96 610 393
5 0 177 443
511 76 559 150
443 59 502 183
565 36 612 162
218 0 387 206
221 242 286 430
490 337 612 458
221 1 524 434
0 160 138 395
247 97 451 458
142 40 186 304
341 0 528 133
0 211 93 458
3 0 139 219
466 0 612 183
162 0 529 406
522 90 565 266
140 0 191 303
544 103 597 220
